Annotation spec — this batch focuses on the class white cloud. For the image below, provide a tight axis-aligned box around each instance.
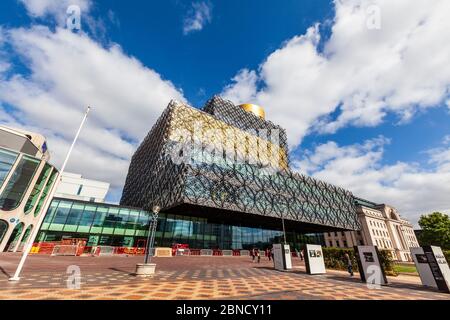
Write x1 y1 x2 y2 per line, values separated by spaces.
0 29 8 74
0 26 186 196
20 0 92 25
183 2 212 35
293 137 450 226
444 135 450 145
222 0 450 147
222 69 258 104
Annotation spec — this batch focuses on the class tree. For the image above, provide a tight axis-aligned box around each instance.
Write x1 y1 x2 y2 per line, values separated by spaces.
418 212 450 250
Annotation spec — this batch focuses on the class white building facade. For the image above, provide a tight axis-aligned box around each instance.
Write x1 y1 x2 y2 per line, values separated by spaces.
54 172 110 203
0 126 58 252
324 198 419 262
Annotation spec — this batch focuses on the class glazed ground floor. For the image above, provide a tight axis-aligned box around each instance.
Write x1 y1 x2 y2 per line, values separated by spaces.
36 197 325 251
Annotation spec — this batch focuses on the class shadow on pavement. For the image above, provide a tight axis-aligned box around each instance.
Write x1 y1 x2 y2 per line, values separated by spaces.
108 267 135 276
0 266 11 278
326 274 443 294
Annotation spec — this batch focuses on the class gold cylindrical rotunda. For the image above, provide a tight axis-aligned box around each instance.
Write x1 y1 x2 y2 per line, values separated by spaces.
239 104 266 119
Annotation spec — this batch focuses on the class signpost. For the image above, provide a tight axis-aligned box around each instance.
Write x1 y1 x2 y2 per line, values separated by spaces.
273 243 292 271
354 245 388 285
304 244 326 275
411 246 450 293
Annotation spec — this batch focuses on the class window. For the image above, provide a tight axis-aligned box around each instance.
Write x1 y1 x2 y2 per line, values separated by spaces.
329 241 333 247
77 204 96 233
103 207 119 234
114 208 130 235
125 210 140 236
24 164 52 214
48 201 72 231
64 203 85 231
336 240 340 247
42 200 59 228
343 240 348 247
0 148 18 187
91 206 108 233
34 169 57 216
0 155 40 211
0 219 8 243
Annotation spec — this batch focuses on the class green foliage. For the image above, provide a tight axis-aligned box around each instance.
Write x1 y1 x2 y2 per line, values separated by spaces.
322 247 358 271
418 212 450 250
322 247 396 276
377 249 396 276
393 264 418 274
444 250 450 264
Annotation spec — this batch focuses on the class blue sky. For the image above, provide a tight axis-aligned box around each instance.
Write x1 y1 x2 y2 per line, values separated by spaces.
0 0 449 225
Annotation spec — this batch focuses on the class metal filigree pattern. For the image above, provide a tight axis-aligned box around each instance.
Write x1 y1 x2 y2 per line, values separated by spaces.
121 96 360 231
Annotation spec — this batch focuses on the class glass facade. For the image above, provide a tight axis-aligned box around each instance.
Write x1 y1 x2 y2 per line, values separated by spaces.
0 220 7 243
0 154 40 211
5 222 24 252
24 163 52 214
34 169 58 216
121 98 359 232
0 148 18 187
39 198 324 250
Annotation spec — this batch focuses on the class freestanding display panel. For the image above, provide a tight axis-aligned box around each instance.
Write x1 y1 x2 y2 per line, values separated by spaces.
354 245 388 285
411 246 450 293
273 244 292 271
304 244 326 275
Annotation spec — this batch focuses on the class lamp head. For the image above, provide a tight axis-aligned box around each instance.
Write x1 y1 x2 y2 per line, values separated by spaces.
152 205 161 214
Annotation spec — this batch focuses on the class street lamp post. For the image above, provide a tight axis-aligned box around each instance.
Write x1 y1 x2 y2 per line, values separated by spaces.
136 205 160 276
281 212 287 244
144 205 160 264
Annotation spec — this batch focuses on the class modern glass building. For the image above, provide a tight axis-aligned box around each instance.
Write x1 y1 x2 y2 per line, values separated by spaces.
38 197 324 250
0 126 58 252
11 96 360 251
118 96 360 247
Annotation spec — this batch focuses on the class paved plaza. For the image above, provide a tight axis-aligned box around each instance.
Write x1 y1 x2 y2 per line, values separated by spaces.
0 253 449 300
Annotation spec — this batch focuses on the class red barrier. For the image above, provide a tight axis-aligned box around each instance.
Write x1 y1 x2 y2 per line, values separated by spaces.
232 249 241 256
189 249 201 256
213 249 222 256
32 242 57 254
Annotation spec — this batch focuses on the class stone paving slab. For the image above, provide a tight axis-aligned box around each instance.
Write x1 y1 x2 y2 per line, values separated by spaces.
0 253 448 300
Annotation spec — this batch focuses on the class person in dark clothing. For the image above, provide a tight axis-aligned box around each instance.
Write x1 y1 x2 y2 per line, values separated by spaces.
345 253 354 276
251 248 256 262
257 249 261 263
266 248 271 261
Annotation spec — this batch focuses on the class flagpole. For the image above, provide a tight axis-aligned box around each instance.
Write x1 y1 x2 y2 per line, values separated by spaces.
9 107 91 281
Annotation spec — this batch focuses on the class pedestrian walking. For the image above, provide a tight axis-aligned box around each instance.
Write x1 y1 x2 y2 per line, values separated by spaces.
266 248 271 261
251 248 256 263
270 247 274 261
257 249 261 263
345 253 354 276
